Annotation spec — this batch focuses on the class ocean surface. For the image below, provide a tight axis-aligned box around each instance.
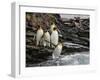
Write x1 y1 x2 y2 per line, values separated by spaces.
27 51 89 67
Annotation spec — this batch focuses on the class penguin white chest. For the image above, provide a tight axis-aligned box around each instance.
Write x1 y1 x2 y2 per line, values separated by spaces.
52 44 62 59
43 31 50 47
36 29 43 46
51 30 58 47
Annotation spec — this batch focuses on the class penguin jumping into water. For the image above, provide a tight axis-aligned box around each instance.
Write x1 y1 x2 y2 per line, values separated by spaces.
36 26 44 46
43 31 50 47
51 27 59 48
52 42 63 59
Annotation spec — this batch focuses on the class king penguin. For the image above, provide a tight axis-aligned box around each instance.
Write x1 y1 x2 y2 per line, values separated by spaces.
52 42 63 59
36 26 44 46
43 31 50 47
51 27 59 48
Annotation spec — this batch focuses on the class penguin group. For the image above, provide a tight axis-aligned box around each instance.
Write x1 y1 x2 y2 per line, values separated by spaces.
36 22 63 59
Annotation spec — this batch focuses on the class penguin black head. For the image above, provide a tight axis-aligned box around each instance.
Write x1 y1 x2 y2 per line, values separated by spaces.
44 30 48 33
58 38 64 47
53 27 57 31
37 25 42 29
51 21 54 25
44 27 49 33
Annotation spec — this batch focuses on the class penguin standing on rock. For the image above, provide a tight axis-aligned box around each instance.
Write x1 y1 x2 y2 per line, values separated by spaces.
51 27 59 48
43 31 50 47
36 26 44 46
52 42 63 59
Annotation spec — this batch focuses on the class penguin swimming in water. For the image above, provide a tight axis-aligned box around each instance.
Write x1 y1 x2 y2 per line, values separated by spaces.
43 31 50 47
36 26 44 46
51 27 59 48
52 42 63 59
